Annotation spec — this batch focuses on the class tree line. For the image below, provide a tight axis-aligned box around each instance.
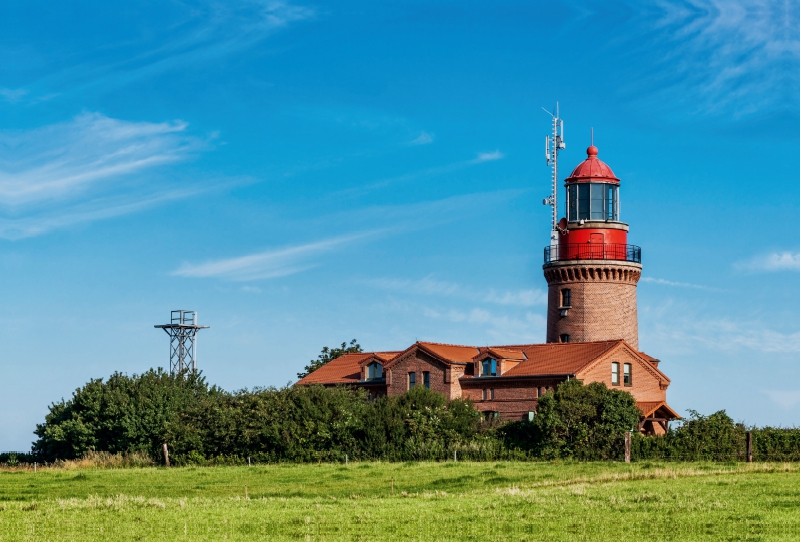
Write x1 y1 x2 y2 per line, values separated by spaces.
24 367 800 465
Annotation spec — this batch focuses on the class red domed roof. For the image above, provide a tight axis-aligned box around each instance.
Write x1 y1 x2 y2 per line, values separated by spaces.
565 146 620 184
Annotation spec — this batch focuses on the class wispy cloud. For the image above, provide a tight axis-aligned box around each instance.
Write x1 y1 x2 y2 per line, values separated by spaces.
13 1 316 102
421 305 546 344
174 189 522 282
736 252 800 272
762 390 800 409
0 88 27 103
618 0 800 115
644 299 800 354
334 151 507 199
173 231 379 281
409 131 434 145
640 276 722 291
366 275 546 307
0 113 210 239
473 150 504 162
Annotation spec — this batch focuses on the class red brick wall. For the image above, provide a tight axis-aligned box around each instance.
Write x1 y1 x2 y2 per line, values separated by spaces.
579 346 667 403
386 349 463 399
461 378 564 421
544 260 642 349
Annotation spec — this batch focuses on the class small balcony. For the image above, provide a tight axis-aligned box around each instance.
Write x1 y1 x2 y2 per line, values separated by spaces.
544 243 641 264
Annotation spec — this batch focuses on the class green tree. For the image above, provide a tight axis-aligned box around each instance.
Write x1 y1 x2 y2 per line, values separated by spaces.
529 379 640 460
296 339 362 379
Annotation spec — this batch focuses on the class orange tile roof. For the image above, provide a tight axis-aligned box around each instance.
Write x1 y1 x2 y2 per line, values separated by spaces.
481 347 526 360
500 341 621 377
296 352 372 385
636 401 680 419
373 351 401 362
638 351 660 364
418 342 480 363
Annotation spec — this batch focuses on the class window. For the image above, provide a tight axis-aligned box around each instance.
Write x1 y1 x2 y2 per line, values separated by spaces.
590 183 604 219
623 363 632 386
528 411 535 422
611 362 620 385
606 184 618 221
578 183 590 220
539 387 546 397
490 388 495 400
560 334 570 343
366 362 383 380
483 411 498 422
567 184 578 221
561 288 571 307
481 358 497 377
408 372 416 389
423 371 430 389
566 182 619 222
482 389 487 400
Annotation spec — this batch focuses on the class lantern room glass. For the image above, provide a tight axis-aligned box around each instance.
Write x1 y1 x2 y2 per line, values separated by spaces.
567 183 618 222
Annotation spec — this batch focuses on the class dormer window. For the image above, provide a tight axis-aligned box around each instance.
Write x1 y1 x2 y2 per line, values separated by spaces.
366 362 383 380
481 358 497 377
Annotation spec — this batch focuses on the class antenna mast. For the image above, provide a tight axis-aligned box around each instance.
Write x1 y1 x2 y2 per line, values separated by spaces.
542 103 565 231
154 310 210 374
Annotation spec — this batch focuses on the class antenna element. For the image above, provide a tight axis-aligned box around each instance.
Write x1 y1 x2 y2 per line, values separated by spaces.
542 102 566 230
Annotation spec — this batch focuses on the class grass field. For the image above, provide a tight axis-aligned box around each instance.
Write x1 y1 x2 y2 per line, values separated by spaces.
1 461 799 540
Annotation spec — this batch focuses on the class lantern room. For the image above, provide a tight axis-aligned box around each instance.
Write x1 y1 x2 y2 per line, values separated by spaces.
544 145 640 264
565 145 620 223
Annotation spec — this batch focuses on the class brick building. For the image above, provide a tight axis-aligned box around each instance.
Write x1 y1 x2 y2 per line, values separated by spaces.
297 144 678 433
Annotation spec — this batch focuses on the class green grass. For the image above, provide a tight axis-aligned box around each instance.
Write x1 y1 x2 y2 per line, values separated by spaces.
1 462 799 540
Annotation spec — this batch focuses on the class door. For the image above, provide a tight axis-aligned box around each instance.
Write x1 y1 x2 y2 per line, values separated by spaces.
589 233 604 259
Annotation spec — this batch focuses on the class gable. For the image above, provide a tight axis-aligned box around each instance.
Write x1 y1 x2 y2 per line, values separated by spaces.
577 342 670 385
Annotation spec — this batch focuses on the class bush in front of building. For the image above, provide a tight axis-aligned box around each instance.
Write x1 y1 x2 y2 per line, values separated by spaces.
498 379 641 461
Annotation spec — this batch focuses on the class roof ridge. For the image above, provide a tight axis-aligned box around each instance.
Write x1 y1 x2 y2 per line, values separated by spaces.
492 340 623 349
417 340 480 349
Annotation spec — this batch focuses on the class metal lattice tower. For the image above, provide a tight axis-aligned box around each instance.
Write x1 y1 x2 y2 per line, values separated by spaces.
154 310 209 374
542 102 566 259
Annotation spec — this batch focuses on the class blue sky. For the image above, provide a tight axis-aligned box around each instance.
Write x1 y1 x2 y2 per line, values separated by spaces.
1 0 799 449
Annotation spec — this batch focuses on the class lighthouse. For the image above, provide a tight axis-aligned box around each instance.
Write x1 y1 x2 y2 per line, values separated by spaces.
543 144 642 349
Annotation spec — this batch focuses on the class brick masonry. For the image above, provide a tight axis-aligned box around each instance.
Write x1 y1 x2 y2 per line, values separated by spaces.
543 259 642 349
385 349 466 399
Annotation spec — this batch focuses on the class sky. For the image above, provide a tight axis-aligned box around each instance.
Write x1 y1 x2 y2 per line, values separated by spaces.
1 0 799 449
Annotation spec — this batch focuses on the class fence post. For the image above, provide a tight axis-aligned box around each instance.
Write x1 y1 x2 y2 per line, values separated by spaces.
624 431 631 463
162 443 170 467
746 431 753 463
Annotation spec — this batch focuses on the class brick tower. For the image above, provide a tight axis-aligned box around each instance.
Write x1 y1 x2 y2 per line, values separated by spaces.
543 145 642 349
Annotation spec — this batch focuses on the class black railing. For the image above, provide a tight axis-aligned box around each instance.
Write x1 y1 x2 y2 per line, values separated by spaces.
544 243 641 264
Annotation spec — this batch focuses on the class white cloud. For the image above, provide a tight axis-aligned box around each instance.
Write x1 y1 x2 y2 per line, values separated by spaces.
173 232 378 281
0 113 200 206
763 390 800 409
409 131 434 145
474 150 504 162
0 113 208 239
736 252 800 272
